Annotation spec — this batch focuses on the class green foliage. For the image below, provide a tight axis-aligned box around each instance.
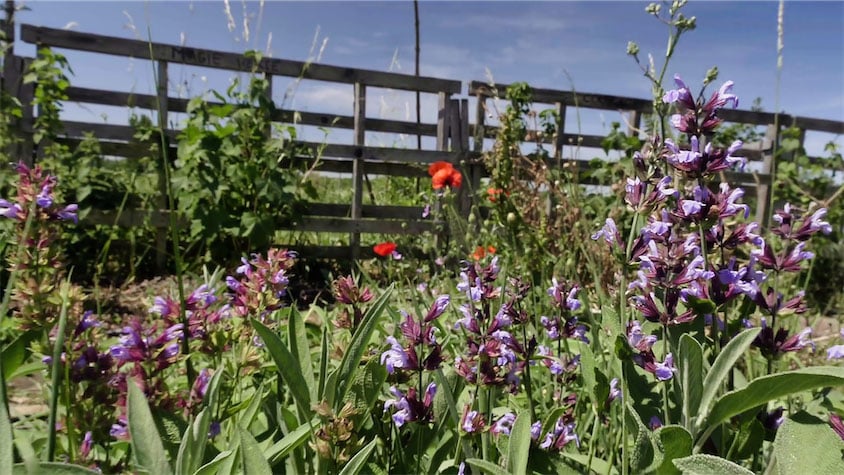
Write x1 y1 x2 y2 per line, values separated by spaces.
173 75 315 266
127 381 173 475
773 411 844 475
672 454 754 475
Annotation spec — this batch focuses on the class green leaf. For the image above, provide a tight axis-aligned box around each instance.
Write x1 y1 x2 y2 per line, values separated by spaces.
773 411 844 475
465 458 511 475
654 425 693 475
731 418 765 460
237 384 265 431
251 318 312 419
337 438 377 475
684 296 716 316
265 418 318 466
317 327 329 400
672 454 753 475
705 366 844 430
677 334 703 432
578 340 598 403
506 411 532 475
177 368 224 474
347 359 388 420
627 403 660 473
237 427 272 475
288 307 316 402
1 331 34 381
557 453 618 475
332 285 394 411
1 393 13 475
192 450 234 475
697 328 761 432
11 462 102 474
128 380 173 475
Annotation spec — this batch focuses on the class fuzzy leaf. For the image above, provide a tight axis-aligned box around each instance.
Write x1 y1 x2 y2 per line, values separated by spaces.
251 318 312 419
697 328 761 432
677 334 703 432
265 418 318 466
237 427 272 475
465 458 510 475
706 367 844 430
288 307 316 402
128 381 173 475
655 425 693 475
1 399 13 475
672 454 753 474
11 462 101 474
506 411 532 475
773 411 844 475
192 450 234 475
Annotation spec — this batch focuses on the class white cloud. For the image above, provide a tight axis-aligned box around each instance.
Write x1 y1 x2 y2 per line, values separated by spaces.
439 10 572 33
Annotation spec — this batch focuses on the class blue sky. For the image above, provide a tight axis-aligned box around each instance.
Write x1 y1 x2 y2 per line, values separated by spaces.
6 0 844 155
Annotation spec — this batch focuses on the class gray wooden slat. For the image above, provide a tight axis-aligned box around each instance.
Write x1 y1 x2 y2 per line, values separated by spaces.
20 24 461 94
306 203 426 220
298 217 434 235
64 86 441 136
469 80 652 112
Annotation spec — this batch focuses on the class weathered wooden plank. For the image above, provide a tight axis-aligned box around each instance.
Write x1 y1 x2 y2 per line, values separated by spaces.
306 203 426 220
470 80 844 136
436 92 449 151
84 208 179 227
297 216 434 235
84 208 435 235
64 86 441 136
20 24 461 94
350 82 366 259
58 120 178 142
469 80 652 112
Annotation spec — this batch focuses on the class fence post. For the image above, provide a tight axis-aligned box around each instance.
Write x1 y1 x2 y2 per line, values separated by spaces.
436 91 450 151
553 102 567 161
17 56 32 165
755 123 778 228
155 59 169 272
351 82 366 261
457 98 474 217
264 72 273 138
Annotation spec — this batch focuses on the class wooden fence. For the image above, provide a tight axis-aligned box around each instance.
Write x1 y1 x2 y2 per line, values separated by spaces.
2 10 843 267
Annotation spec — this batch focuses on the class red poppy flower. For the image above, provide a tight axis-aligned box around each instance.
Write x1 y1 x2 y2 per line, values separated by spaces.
432 167 463 190
373 242 397 257
428 161 453 177
471 245 496 261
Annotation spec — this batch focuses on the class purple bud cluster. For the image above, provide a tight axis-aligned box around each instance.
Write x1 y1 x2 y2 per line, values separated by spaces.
453 258 531 393
226 248 297 319
332 275 374 331
0 162 78 224
380 293 449 427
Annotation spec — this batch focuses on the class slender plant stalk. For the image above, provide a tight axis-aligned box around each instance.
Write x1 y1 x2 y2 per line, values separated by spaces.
146 31 194 386
47 276 72 461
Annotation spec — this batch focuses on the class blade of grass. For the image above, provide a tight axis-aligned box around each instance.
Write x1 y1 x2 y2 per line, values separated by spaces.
47 276 72 462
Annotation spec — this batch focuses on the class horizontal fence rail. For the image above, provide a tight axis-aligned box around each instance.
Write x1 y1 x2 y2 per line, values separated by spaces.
1 19 842 266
